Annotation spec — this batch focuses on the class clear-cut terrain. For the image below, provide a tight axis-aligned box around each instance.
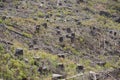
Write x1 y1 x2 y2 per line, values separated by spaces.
0 0 120 80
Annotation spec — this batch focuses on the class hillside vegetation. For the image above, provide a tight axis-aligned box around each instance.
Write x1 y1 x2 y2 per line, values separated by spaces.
0 0 120 80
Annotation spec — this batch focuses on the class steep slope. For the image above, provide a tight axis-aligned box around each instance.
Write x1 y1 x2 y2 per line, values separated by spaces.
0 0 120 80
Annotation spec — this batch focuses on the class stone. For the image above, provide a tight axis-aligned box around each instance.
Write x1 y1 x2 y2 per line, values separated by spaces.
52 74 64 80
76 64 84 73
15 48 23 56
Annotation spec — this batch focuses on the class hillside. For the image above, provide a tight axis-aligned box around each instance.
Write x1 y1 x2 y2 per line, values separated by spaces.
0 0 120 80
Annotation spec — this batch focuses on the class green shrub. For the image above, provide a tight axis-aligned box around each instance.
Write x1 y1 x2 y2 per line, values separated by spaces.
37 11 44 18
22 32 32 38
0 18 3 23
0 44 4 53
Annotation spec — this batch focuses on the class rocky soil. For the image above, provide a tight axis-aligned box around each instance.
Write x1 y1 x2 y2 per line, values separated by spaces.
0 0 120 80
